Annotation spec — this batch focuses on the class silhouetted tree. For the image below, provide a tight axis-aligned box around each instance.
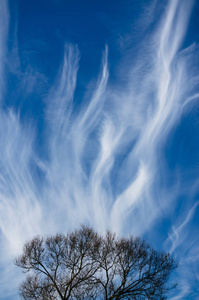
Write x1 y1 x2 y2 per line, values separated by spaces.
15 226 177 299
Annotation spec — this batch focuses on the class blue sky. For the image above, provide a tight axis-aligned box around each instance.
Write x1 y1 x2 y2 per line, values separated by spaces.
0 0 199 299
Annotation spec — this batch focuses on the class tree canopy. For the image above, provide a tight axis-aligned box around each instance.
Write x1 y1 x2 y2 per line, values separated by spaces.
15 226 177 299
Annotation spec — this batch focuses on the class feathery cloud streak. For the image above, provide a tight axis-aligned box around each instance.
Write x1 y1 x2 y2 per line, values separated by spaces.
0 0 199 298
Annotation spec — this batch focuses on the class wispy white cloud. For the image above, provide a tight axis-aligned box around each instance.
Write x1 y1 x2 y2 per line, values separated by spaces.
0 111 44 298
0 0 199 298
165 200 199 298
167 201 199 254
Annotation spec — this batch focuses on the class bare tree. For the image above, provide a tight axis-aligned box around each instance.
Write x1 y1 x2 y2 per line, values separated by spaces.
15 226 177 299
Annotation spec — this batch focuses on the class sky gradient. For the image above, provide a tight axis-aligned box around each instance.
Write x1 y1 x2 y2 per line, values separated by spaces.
0 0 199 299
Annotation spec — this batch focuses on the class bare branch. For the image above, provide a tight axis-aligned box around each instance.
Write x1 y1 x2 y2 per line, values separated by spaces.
15 226 177 300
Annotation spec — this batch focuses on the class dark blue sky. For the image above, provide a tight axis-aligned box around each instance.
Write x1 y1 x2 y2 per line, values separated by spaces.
1 0 199 299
